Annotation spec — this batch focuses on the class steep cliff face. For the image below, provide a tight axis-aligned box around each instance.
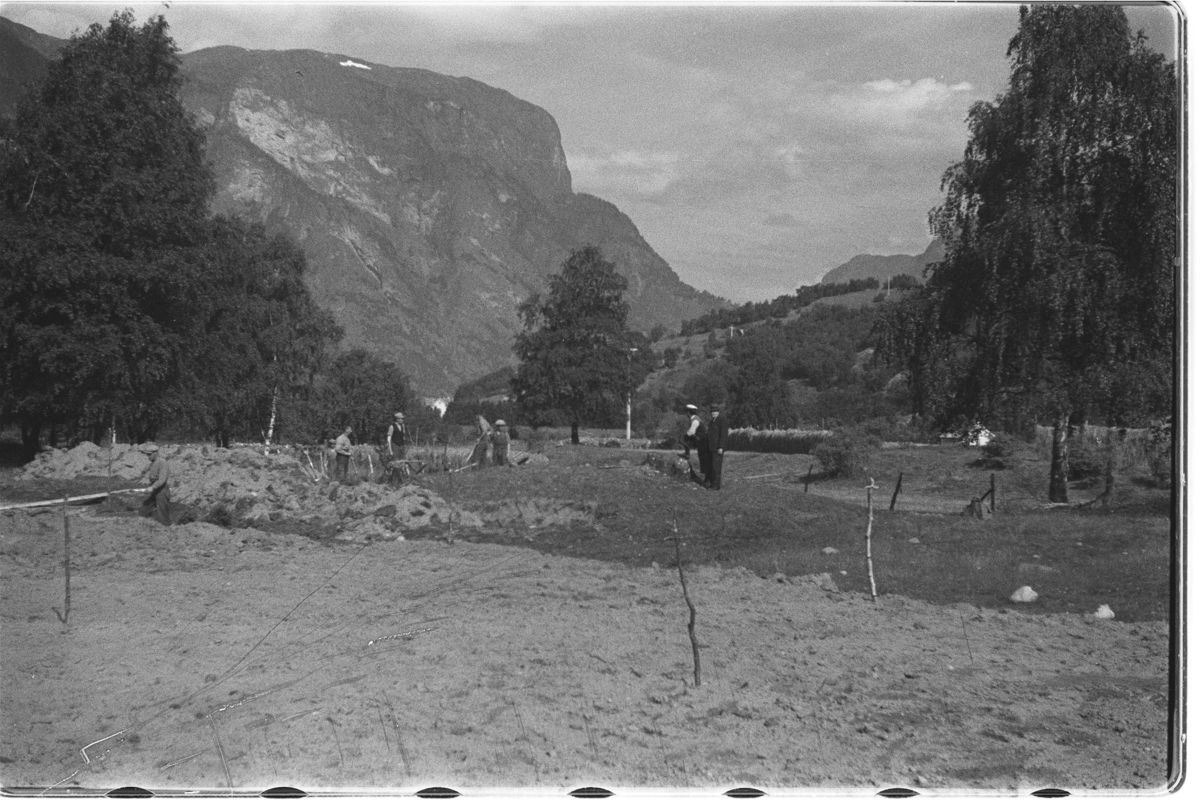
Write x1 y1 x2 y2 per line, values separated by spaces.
819 239 945 286
179 46 723 394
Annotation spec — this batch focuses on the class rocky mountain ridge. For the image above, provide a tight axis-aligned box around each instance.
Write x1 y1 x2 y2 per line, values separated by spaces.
0 18 725 395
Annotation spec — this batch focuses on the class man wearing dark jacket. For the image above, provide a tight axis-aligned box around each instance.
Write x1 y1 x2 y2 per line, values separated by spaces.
706 403 729 489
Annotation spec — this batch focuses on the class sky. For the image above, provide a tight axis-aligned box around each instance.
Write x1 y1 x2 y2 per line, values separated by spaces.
0 0 1183 302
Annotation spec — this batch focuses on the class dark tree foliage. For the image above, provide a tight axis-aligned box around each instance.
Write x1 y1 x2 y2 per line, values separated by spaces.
877 5 1177 502
0 12 214 449
512 246 651 443
302 349 415 446
166 217 342 447
679 278 880 336
0 12 343 452
721 305 894 428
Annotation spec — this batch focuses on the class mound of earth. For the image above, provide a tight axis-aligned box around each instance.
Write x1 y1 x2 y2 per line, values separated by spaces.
13 442 593 542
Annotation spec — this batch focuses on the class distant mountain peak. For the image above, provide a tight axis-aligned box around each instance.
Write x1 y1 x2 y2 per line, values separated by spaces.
818 239 944 286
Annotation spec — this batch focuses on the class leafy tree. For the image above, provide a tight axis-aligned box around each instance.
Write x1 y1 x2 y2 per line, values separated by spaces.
0 11 213 450
166 217 342 447
512 246 648 443
878 5 1177 502
304 349 415 446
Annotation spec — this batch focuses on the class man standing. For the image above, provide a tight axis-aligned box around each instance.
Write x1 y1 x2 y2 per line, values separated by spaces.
683 404 709 484
492 419 510 466
334 426 353 482
706 403 729 490
387 412 407 459
140 443 171 524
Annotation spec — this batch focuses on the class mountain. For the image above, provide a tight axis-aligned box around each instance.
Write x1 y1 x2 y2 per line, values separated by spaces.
819 239 945 285
0 19 726 395
0 17 61 118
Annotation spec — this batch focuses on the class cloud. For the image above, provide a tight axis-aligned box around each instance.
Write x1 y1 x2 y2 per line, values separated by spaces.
853 77 975 122
763 212 802 229
569 150 682 198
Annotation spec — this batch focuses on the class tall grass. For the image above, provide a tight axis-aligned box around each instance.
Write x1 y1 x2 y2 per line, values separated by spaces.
726 428 830 455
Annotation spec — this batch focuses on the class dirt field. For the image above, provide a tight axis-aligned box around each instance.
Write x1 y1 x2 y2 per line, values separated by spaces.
0 442 1176 795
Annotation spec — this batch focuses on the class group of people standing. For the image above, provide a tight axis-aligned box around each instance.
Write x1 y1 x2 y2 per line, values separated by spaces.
683 403 729 490
329 411 409 483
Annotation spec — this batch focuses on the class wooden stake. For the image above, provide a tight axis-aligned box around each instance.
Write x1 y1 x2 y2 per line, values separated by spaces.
990 473 996 513
672 515 702 686
865 480 878 602
889 472 903 511
52 498 71 624
805 464 813 493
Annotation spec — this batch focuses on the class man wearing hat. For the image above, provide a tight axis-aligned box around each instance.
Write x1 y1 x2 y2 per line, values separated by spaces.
387 412 407 460
139 443 171 524
706 403 730 490
683 403 709 484
491 419 510 466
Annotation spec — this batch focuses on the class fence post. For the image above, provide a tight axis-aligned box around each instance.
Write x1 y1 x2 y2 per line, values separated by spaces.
890 472 903 511
990 473 996 513
805 464 813 493
865 479 879 602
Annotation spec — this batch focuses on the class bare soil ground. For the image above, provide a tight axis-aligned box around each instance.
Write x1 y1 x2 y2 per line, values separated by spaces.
0 440 1176 795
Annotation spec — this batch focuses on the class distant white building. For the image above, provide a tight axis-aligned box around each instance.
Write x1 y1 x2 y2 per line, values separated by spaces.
424 397 450 417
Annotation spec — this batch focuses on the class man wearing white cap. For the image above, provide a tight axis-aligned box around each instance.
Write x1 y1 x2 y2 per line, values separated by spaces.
387 411 407 459
683 404 708 484
140 443 171 524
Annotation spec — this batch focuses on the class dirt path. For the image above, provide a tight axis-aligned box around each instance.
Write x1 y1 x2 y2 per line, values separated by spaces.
0 509 1170 794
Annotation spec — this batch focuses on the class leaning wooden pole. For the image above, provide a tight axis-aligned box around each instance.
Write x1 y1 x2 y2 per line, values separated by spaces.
865 479 879 602
672 515 702 687
889 472 903 511
52 497 72 624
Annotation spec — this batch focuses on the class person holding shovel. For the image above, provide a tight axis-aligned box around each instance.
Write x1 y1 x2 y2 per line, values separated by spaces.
140 443 171 525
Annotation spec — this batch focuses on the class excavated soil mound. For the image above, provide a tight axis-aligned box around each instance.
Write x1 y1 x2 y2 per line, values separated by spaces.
15 443 595 543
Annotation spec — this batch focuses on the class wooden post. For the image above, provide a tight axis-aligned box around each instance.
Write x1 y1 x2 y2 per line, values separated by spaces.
865 480 878 602
672 515 702 687
805 464 813 493
989 473 996 513
52 498 72 624
889 472 903 511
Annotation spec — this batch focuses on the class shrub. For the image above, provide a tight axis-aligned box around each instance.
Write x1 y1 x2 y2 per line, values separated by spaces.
1068 430 1111 481
726 427 830 455
814 429 878 477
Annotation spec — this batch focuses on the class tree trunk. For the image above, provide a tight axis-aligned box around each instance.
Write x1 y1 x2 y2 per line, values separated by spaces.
20 420 41 458
570 420 580 445
1049 414 1070 503
265 385 279 445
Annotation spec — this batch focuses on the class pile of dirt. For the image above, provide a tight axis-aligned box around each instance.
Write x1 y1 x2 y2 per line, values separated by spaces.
16 443 598 542
18 443 466 538
20 441 154 481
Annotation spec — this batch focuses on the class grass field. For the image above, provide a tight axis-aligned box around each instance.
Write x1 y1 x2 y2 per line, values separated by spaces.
408 438 1174 623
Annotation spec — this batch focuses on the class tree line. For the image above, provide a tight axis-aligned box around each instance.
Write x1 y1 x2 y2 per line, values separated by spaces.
0 12 421 454
679 276 903 337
